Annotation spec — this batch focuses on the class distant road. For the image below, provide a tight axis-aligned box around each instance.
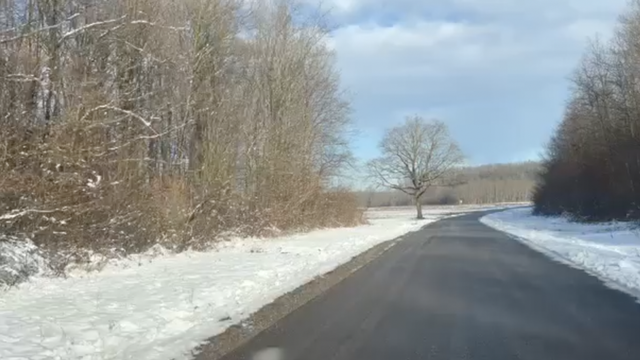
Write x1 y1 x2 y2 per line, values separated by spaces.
213 212 640 360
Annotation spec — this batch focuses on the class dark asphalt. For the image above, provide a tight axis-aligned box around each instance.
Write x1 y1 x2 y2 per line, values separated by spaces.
220 211 640 360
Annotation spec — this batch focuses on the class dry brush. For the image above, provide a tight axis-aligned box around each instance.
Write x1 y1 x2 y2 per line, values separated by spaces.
0 0 361 271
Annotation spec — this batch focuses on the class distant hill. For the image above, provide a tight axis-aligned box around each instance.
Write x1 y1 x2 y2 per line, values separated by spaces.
357 161 540 207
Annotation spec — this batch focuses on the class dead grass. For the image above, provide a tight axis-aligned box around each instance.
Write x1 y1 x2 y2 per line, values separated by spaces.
0 145 363 272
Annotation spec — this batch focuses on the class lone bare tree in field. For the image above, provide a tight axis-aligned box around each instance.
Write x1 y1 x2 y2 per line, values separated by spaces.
367 116 465 219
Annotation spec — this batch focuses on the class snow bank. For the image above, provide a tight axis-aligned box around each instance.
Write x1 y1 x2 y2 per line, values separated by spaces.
0 235 48 287
0 208 457 360
481 208 640 299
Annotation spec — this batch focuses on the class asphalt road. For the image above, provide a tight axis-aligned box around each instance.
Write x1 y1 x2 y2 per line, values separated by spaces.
219 211 640 360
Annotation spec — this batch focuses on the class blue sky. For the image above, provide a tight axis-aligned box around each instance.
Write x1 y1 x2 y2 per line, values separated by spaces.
308 0 628 166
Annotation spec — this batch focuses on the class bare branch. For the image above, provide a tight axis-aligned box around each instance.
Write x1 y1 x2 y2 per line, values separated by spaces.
80 104 158 134
0 13 80 44
367 115 464 218
60 16 128 43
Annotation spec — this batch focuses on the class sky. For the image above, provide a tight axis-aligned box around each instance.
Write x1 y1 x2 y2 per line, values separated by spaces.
307 0 629 167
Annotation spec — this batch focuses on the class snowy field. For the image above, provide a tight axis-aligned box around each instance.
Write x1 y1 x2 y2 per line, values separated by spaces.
365 202 528 220
482 208 640 300
0 205 505 360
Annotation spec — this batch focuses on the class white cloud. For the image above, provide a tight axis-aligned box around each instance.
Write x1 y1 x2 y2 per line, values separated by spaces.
310 0 629 164
319 0 625 19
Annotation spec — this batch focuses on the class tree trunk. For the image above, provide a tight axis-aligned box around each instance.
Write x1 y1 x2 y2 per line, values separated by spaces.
415 197 424 219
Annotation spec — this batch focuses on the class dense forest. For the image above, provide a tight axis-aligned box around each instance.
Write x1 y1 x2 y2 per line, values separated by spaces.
532 1 640 222
0 0 361 265
359 161 538 207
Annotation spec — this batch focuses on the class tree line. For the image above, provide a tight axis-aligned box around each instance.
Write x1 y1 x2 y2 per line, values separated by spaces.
361 161 538 208
532 0 640 221
0 0 360 264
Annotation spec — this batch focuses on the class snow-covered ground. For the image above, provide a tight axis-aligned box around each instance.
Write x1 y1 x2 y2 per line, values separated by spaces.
482 208 640 300
0 235 48 287
0 205 505 360
365 202 528 220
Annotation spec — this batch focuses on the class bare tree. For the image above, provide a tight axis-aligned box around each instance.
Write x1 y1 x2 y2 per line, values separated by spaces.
0 0 362 273
533 0 640 221
356 161 538 207
367 115 464 219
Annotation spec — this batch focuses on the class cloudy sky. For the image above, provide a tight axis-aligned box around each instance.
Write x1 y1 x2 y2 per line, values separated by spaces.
311 0 628 166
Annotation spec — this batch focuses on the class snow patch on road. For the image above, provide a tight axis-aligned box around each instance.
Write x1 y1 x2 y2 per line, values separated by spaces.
481 207 640 300
0 209 456 360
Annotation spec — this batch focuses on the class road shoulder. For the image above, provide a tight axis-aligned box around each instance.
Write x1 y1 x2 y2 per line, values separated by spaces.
192 235 404 360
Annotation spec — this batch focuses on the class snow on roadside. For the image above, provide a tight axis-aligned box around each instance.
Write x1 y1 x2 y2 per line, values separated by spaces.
0 208 456 360
0 235 48 287
481 207 640 299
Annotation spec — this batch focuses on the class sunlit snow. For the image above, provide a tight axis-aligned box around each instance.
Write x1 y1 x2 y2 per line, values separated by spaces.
482 207 640 300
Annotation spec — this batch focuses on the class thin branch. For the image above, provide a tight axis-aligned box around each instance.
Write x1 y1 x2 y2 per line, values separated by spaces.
60 15 127 43
0 13 80 44
80 104 157 134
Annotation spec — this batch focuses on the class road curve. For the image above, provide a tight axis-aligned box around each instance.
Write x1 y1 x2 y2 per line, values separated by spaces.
216 211 640 360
